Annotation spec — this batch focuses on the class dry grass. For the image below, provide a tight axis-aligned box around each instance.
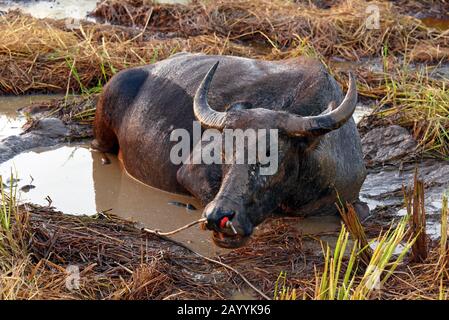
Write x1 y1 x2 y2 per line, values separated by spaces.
2 0 448 94
92 0 448 61
291 191 449 300
376 72 449 158
0 204 320 300
354 55 449 157
0 12 260 95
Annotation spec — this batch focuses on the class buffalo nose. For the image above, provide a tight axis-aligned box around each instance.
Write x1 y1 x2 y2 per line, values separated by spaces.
203 204 253 237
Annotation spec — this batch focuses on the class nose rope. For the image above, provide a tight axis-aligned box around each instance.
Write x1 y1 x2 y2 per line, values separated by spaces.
142 217 270 300
143 218 206 236
142 216 237 236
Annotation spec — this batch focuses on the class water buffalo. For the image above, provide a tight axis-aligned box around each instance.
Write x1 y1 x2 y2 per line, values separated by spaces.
92 52 367 248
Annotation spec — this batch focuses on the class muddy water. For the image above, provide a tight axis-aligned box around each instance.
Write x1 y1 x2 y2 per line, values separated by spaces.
0 94 220 256
0 95 218 255
0 94 219 255
0 142 345 257
0 95 63 140
0 144 227 256
0 143 352 260
0 98 26 140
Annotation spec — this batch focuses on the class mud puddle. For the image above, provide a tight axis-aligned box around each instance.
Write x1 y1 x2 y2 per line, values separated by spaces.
0 144 229 256
0 142 343 257
0 93 444 260
0 95 63 141
0 94 220 256
0 93 219 256
360 160 449 240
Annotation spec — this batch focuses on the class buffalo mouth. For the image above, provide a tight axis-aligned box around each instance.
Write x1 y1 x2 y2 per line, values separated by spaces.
212 231 251 249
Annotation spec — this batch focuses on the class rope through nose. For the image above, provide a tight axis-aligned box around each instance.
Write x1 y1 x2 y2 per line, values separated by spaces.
143 218 206 236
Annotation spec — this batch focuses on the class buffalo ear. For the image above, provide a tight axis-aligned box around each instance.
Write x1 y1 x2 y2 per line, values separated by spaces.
225 101 253 112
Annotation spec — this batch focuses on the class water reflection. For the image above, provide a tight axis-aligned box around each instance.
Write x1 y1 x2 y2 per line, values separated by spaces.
0 95 63 141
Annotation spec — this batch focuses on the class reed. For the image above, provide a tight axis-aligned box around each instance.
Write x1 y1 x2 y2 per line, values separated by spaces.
337 202 372 266
274 271 297 300
314 224 359 300
404 169 428 263
0 173 33 300
314 215 414 300
0 12 259 95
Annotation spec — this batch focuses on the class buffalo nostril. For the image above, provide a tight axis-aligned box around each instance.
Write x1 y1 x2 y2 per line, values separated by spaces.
204 208 236 231
218 216 238 234
219 216 230 229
